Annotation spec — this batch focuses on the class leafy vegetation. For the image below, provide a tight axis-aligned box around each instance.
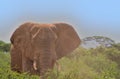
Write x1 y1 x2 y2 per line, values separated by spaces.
82 36 115 49
1 40 120 79
0 41 10 53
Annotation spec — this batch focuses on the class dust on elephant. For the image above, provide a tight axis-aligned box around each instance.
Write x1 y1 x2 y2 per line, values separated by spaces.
10 22 81 76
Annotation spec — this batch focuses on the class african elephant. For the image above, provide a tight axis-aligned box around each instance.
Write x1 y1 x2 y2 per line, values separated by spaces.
10 22 81 76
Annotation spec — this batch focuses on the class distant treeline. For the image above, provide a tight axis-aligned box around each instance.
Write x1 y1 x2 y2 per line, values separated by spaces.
0 40 10 52
0 37 120 53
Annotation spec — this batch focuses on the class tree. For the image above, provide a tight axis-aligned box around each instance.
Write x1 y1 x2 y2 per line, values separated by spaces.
0 40 10 52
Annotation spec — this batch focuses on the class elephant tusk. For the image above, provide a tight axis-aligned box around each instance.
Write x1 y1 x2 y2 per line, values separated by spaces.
33 61 37 70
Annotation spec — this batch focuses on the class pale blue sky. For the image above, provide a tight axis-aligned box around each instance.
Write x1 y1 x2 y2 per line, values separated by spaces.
0 0 120 42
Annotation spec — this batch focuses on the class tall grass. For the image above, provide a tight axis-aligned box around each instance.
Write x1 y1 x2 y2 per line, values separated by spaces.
0 46 120 79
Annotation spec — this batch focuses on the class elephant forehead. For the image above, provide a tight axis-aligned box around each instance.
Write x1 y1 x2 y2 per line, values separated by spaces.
32 23 55 28
41 24 55 27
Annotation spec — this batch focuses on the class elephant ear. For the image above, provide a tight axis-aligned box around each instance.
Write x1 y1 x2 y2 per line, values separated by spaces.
10 22 33 71
10 22 32 44
53 23 81 59
10 24 25 72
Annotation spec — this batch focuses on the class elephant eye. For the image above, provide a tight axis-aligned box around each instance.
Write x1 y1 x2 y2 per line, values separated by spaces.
17 39 20 43
16 38 22 43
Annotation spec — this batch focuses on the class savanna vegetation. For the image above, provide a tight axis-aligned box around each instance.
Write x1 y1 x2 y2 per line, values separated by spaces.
1 40 120 79
0 41 10 53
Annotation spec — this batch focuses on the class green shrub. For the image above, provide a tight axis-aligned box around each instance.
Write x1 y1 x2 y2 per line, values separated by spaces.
1 46 120 79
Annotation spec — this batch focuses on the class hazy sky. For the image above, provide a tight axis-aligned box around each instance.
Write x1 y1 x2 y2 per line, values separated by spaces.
0 0 120 43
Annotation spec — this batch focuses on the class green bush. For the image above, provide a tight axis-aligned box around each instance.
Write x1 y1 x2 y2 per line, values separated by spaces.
1 45 120 79
0 41 10 52
0 52 39 79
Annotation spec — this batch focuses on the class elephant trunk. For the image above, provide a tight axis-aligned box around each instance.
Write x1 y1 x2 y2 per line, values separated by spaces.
32 28 57 76
32 48 56 76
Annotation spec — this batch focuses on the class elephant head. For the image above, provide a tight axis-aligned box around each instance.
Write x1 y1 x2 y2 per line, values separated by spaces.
10 22 81 76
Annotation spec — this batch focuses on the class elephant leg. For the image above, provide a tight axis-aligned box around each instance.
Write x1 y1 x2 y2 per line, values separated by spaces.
11 54 22 73
11 53 22 72
10 45 22 72
22 57 28 72
22 57 39 75
22 56 33 73
51 59 56 69
55 61 61 71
